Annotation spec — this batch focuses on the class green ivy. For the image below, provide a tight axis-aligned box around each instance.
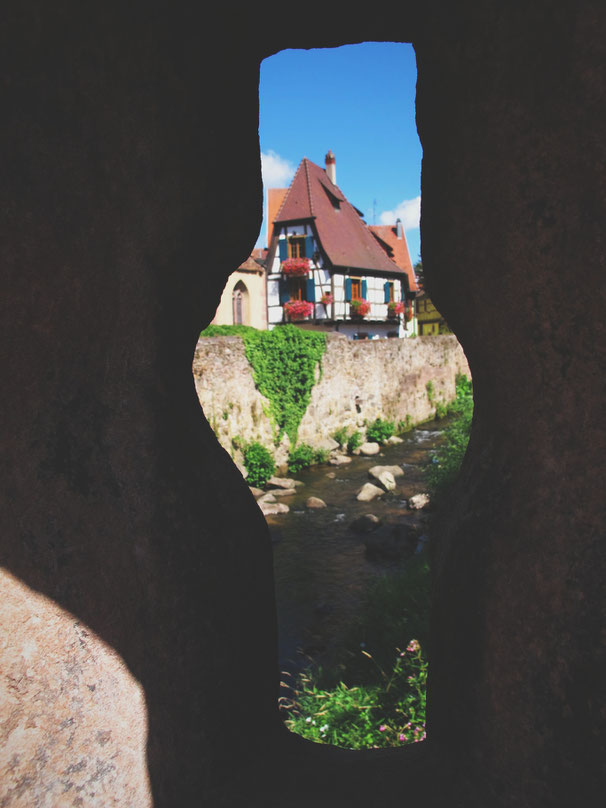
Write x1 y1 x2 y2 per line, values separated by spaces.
242 325 327 446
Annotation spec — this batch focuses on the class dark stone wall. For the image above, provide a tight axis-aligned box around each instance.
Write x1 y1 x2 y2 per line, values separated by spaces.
1 2 604 805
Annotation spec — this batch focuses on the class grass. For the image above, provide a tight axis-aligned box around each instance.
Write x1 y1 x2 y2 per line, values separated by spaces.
426 374 473 497
281 555 430 749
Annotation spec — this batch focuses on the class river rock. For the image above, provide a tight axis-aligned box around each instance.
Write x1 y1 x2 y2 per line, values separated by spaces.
329 454 352 465
386 435 404 445
368 464 404 480
356 482 384 502
259 500 290 516
257 492 276 504
315 437 340 452
377 470 397 491
359 442 381 456
271 487 296 498
408 493 430 510
249 486 265 499
350 514 382 534
267 476 297 490
306 496 327 509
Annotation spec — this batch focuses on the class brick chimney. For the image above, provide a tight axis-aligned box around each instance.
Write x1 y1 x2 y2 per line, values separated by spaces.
325 150 336 185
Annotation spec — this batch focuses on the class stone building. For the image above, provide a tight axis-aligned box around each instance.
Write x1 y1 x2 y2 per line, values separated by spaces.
2 3 605 807
210 251 267 329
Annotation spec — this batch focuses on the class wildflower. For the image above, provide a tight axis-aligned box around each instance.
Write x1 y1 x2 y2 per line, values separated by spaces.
379 724 387 732
319 724 329 733
305 717 312 723
406 639 420 653
399 734 407 742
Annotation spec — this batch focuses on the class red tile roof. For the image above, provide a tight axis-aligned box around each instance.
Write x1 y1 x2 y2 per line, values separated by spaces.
272 158 406 277
368 225 419 293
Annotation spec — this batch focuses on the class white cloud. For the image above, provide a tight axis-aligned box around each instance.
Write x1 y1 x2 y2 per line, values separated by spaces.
378 196 421 231
261 150 296 188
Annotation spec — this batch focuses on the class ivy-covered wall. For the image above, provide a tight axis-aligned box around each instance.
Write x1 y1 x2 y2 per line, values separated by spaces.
193 332 469 465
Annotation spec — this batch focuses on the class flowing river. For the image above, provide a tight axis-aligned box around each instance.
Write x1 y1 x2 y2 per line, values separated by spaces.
265 420 447 676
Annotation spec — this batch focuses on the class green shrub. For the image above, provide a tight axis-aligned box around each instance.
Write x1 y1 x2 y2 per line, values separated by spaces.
200 324 258 338
332 426 349 448
283 640 427 750
435 402 448 419
427 375 473 497
346 430 363 454
425 380 435 404
396 415 413 434
365 417 395 445
242 442 275 488
287 444 316 473
314 448 330 465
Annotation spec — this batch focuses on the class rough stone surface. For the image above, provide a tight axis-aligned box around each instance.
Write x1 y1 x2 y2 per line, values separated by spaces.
359 442 381 456
193 335 470 457
329 454 352 465
369 464 404 480
356 483 385 502
258 501 290 516
267 476 297 490
306 497 327 509
408 493 430 510
3 5 605 807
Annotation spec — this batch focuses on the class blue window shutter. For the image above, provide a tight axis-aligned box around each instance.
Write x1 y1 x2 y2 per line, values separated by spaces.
384 281 391 303
306 277 316 302
279 278 290 304
305 235 314 258
361 279 368 299
278 239 288 261
345 278 352 301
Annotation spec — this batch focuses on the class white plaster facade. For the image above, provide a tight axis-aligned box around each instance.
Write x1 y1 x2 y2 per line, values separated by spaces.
267 224 417 338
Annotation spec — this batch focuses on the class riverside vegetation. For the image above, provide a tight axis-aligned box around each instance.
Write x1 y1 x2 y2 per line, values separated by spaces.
200 325 472 749
280 374 473 750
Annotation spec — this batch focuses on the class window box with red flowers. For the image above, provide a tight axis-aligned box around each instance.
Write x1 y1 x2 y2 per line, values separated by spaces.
284 299 314 321
281 257 311 276
387 300 405 319
404 305 414 322
320 292 333 306
350 299 371 319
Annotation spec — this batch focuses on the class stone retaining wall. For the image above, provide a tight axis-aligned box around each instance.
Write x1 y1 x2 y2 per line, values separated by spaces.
192 334 470 463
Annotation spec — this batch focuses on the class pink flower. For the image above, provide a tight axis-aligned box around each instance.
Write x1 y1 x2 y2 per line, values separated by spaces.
379 724 387 732
406 639 420 653
399 734 407 742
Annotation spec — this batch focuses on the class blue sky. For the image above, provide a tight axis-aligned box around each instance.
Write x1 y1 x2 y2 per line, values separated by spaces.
256 42 422 264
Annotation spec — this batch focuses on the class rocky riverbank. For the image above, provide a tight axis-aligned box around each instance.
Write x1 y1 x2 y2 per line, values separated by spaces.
252 422 446 671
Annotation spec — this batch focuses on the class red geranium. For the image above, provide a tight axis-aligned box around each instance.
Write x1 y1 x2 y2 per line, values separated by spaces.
281 258 311 276
284 299 314 320
404 305 414 322
388 301 405 317
350 299 371 318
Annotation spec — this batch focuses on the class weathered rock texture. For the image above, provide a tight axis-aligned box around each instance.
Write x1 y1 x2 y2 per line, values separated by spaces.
193 334 469 459
2 2 605 807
